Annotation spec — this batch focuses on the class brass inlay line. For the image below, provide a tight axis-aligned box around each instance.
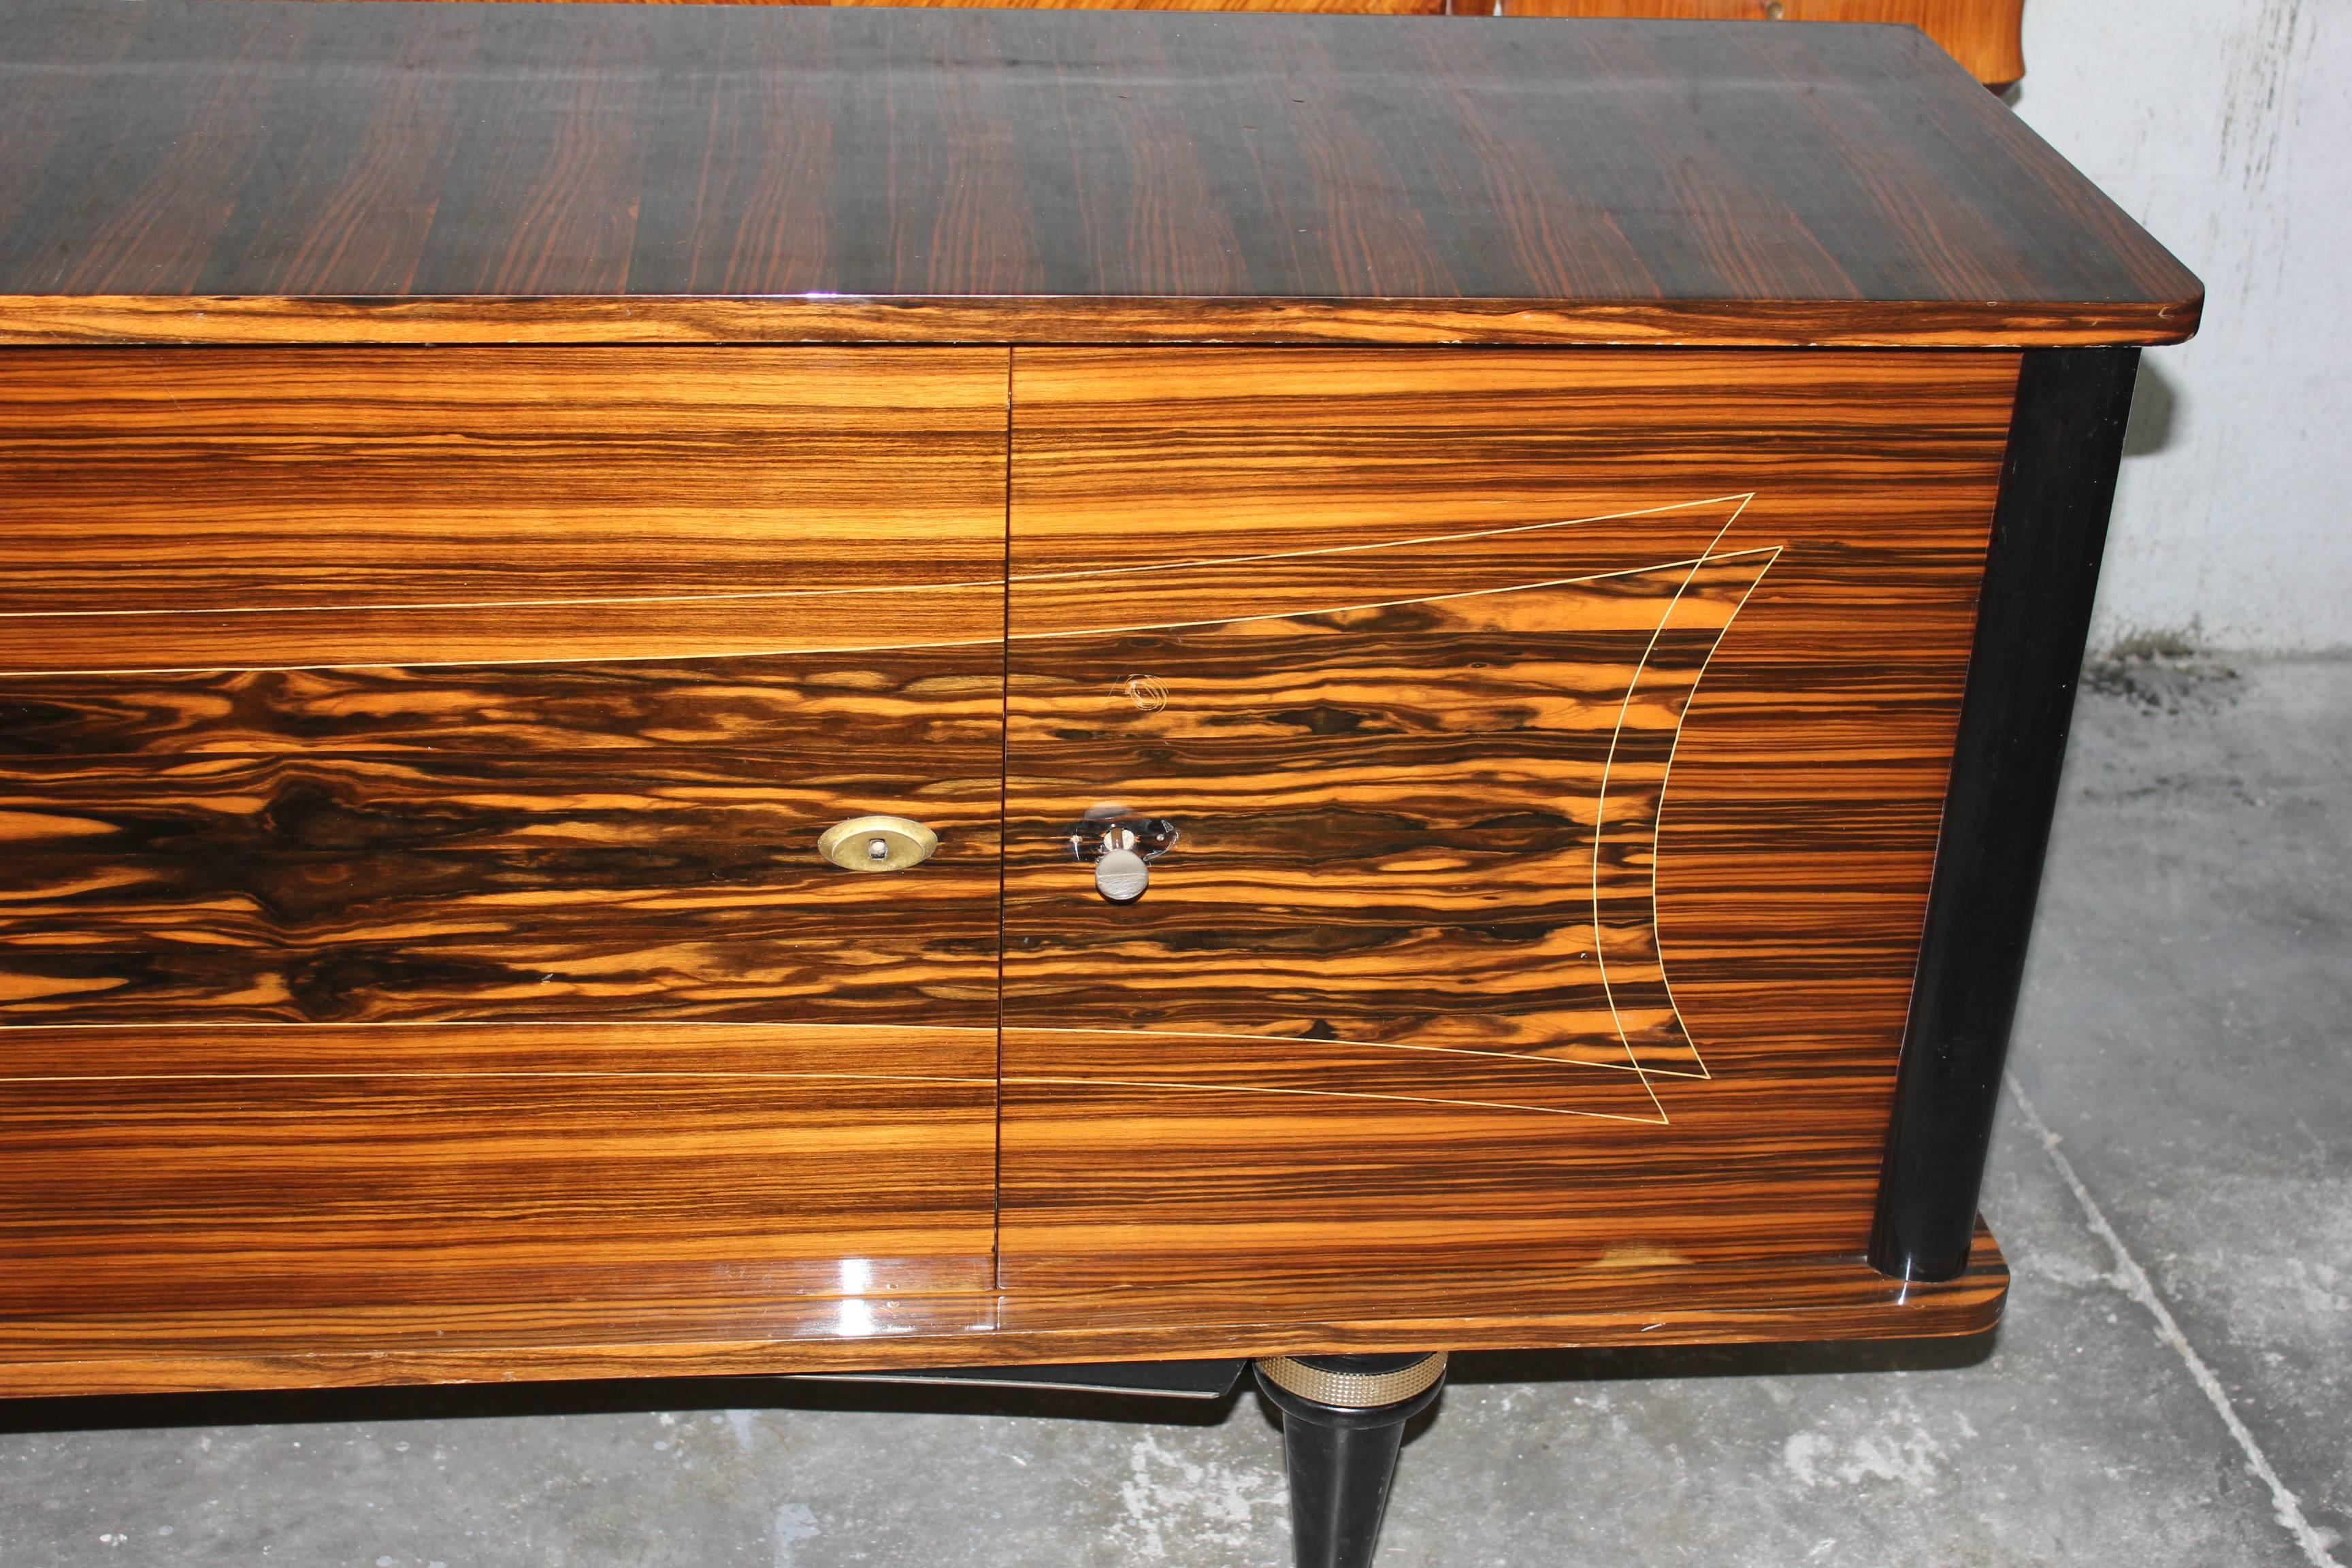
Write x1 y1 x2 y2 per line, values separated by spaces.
1589 500 1744 1102
1004 494 1754 584
1004 1075 1670 1124
1644 543 1784 1085
1002 1025 1686 1079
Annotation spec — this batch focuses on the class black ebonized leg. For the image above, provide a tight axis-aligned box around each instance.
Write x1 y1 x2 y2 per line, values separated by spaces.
1869 346 2144 1283
1255 1352 1448 1568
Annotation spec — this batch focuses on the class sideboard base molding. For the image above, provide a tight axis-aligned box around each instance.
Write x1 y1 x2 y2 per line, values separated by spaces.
0 1229 2002 1400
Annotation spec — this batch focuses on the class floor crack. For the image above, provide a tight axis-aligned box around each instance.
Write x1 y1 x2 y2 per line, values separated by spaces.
2007 1071 2342 1568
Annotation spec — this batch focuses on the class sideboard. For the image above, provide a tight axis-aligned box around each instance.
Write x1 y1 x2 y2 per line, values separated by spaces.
0 1 2198 1561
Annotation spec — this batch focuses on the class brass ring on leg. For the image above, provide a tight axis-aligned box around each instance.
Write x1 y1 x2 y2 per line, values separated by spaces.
1256 1352 1448 1409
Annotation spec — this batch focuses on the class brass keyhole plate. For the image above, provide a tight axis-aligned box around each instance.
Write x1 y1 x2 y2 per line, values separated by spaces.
818 815 939 872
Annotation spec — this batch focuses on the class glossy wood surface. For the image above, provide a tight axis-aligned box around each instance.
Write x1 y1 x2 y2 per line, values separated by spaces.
0 1 2196 347
0 685 1002 1028
0 336 2032 1393
0 1023 996 1321
1007 496 1775 1082
0 348 1007 670
1001 347 2014 1283
0 346 1006 1024
0 344 1009 1350
0 1227 2004 1396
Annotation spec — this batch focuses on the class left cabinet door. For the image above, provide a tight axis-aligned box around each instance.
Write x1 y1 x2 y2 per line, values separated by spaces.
0 348 1009 1389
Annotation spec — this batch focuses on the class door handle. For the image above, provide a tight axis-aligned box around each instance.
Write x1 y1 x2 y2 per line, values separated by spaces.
1067 806 1179 904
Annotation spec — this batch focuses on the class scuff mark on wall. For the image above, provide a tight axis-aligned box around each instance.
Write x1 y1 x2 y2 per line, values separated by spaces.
2016 0 2350 653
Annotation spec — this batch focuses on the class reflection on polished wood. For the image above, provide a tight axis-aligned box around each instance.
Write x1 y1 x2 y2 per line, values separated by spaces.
0 1224 2004 1398
1007 516 1778 1073
1002 348 2012 1286
0 740 1001 1028
0 2 2197 347
0 340 2027 1394
0 0 2204 1405
0 1022 996 1325
0 348 1008 670
0 336 1012 1375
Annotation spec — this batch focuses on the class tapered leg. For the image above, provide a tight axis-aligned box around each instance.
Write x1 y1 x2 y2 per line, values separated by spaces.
1255 1353 1448 1568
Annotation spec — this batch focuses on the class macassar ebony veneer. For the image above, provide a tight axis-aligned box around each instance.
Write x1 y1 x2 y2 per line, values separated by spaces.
0 0 2192 1461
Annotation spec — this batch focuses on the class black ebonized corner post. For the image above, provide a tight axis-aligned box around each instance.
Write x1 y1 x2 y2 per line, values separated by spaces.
1869 348 2144 1282
1255 1353 1449 1568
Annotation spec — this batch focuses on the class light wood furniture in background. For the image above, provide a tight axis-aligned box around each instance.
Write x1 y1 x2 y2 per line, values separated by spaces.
419 0 2029 84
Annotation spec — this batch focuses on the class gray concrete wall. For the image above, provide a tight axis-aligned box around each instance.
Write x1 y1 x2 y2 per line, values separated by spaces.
2009 0 2351 654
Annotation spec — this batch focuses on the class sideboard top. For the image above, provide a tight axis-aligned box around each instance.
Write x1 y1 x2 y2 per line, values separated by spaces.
0 0 2200 348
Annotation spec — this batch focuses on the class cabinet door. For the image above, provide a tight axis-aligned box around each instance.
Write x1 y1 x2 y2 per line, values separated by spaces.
1000 348 2016 1292
0 348 1005 1354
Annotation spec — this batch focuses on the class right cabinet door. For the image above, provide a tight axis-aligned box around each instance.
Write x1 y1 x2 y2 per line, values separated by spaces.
1000 347 2018 1296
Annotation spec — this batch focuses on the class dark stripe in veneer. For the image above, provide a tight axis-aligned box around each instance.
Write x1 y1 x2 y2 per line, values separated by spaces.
1000 346 2013 1284
0 748 998 1026
1004 549 1776 1076
0 653 1002 758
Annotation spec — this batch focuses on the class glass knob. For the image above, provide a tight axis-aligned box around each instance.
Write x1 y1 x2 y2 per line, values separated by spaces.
1094 847 1150 903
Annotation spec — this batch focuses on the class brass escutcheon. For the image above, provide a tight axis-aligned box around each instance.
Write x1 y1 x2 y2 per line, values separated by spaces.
818 815 939 872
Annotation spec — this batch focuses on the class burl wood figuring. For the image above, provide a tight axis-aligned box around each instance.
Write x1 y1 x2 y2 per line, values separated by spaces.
0 0 2194 1407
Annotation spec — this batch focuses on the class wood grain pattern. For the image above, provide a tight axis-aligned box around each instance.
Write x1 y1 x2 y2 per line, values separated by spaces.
0 2 2198 348
0 1224 2003 1397
1007 504 1777 1077
1001 346 2013 1284
1001 1060 1961 1288
0 338 1013 1374
0 348 1007 671
0 656 1001 759
0 336 2037 1393
0 653 1002 1028
0 1022 995 1319
0 295 2200 352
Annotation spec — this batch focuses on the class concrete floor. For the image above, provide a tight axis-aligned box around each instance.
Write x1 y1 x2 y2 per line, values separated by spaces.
1 653 2345 1568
